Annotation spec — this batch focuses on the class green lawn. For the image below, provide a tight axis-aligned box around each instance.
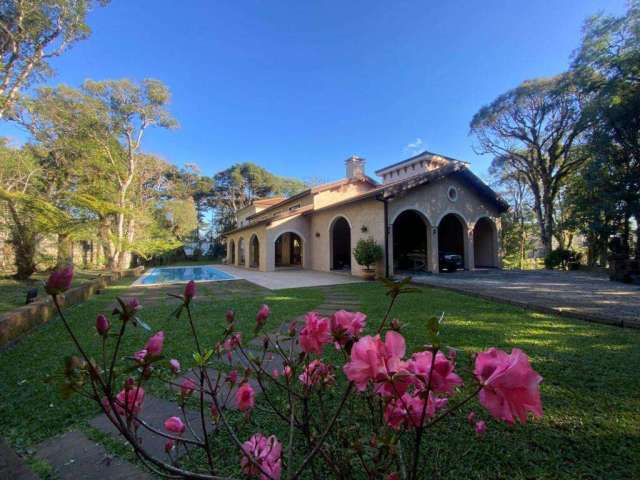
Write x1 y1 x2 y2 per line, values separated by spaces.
0 279 638 479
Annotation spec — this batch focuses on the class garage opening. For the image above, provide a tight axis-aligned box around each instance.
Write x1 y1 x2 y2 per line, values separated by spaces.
438 214 465 272
393 210 429 273
249 234 260 268
331 217 351 271
275 232 302 267
473 217 497 268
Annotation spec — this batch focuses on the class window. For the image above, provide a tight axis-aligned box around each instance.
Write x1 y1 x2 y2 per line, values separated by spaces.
447 186 458 202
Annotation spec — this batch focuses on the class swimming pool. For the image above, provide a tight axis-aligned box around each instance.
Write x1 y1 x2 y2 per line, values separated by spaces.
134 265 236 286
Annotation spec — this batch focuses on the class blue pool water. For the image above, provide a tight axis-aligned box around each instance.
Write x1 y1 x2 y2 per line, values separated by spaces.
137 266 235 285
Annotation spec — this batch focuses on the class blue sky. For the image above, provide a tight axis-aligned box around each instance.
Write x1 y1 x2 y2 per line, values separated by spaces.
0 0 626 183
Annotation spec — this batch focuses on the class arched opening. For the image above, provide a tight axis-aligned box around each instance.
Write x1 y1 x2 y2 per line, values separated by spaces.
275 232 302 268
331 217 351 271
438 214 465 272
229 239 236 265
393 210 429 273
473 217 497 268
249 234 260 268
238 238 246 266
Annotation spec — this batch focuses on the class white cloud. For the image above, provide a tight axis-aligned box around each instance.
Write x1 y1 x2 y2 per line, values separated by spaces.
404 137 424 155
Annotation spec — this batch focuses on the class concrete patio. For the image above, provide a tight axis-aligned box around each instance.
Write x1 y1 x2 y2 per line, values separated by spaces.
213 264 364 290
409 269 640 328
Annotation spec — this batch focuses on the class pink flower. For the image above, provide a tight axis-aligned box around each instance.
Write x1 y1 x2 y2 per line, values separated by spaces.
474 348 543 424
164 416 186 435
184 280 196 302
236 383 256 411
240 433 282 480
224 332 242 352
96 314 110 336
299 312 331 355
145 331 164 358
298 360 335 387
407 350 463 395
226 370 238 385
114 387 145 416
45 265 74 295
164 439 174 453
283 366 293 380
255 304 270 330
169 359 180 374
475 420 487 437
343 331 409 396
180 378 196 398
133 349 148 364
384 392 447 430
330 310 366 348
467 411 476 424
272 368 279 378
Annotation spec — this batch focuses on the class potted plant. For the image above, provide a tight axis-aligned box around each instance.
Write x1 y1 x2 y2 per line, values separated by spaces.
353 237 384 280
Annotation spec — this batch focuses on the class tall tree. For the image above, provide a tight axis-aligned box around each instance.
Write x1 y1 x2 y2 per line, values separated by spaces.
0 0 105 119
571 0 640 260
470 74 588 255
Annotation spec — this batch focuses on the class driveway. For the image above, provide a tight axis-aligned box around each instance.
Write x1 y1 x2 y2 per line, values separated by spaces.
214 265 364 290
409 270 640 328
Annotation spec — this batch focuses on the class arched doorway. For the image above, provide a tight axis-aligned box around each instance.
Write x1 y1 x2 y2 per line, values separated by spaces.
229 239 236 265
249 234 260 268
473 217 497 268
238 238 246 266
393 210 429 273
331 217 351 271
438 214 465 272
275 232 302 267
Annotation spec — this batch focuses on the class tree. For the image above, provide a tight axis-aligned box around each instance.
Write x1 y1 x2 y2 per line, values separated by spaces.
571 0 640 261
0 0 105 119
212 162 305 233
81 78 177 270
470 75 588 256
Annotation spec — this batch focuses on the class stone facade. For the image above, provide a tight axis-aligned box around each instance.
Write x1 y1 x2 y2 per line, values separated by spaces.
223 152 507 279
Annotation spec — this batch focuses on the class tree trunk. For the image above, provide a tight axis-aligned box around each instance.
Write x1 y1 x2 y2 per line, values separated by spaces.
57 233 74 267
542 190 554 258
119 218 135 270
7 201 37 279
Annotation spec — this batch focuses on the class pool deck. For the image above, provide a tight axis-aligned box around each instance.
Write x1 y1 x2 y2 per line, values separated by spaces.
212 265 364 290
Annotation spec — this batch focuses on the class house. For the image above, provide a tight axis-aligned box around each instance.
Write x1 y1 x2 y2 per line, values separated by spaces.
223 151 508 277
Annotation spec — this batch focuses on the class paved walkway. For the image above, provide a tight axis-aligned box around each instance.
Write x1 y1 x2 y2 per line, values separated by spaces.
213 265 363 290
21 286 362 479
410 270 640 328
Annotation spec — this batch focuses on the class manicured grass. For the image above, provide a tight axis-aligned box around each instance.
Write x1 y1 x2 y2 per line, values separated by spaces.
1 280 638 479
0 269 106 314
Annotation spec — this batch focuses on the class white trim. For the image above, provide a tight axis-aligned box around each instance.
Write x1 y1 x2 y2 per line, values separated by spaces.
133 265 237 286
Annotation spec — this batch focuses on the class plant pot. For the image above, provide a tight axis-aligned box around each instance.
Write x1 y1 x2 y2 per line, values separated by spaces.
362 269 376 281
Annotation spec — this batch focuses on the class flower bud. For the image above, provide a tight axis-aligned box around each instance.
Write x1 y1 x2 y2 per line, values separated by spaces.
164 439 174 453
390 318 401 331
96 314 110 336
184 280 196 303
226 309 235 323
45 265 74 295
169 359 180 374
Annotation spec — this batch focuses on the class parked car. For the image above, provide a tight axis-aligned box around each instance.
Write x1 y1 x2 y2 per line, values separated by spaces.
439 252 463 272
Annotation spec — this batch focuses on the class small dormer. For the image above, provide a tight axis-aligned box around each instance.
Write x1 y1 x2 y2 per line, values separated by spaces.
375 151 465 184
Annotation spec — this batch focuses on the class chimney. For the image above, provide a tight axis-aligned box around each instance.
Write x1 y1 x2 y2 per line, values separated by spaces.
345 156 365 179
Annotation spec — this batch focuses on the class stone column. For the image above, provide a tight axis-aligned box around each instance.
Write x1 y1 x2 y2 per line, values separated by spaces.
429 226 439 274
465 225 475 271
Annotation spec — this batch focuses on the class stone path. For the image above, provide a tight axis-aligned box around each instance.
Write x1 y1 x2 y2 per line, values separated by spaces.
0 439 38 480
410 269 640 328
24 285 362 479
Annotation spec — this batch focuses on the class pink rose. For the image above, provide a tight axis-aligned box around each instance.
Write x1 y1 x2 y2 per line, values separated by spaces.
184 280 196 302
298 360 335 387
180 378 196 398
255 304 270 331
240 433 282 480
114 387 145 416
407 350 463 395
236 383 255 411
164 416 186 435
145 331 164 358
474 348 543 424
96 314 110 336
45 265 74 295
299 312 331 355
330 310 366 348
169 359 180 374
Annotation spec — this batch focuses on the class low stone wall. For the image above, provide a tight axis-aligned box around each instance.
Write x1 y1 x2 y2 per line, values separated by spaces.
0 267 144 348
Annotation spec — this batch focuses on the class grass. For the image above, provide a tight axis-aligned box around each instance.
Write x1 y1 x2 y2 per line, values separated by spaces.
0 269 106 314
0 278 638 479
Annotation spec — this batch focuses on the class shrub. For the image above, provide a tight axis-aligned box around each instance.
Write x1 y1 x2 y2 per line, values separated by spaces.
353 237 384 271
544 248 581 270
46 269 544 479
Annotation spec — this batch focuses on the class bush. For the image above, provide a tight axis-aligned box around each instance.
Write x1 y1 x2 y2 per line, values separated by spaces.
544 248 582 270
353 237 384 271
